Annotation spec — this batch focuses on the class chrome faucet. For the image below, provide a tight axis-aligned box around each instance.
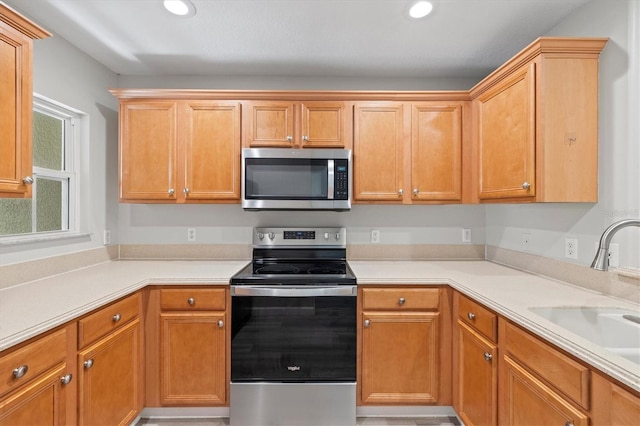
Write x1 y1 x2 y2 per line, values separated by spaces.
591 219 640 271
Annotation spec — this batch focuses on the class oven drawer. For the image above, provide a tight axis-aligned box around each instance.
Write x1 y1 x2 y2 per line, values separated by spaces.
361 287 439 310
161 288 226 311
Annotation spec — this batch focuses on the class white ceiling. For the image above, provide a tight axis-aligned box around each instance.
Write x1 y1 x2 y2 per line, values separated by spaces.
9 0 591 79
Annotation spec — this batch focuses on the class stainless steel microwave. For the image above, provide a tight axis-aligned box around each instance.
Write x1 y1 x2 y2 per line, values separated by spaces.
242 148 352 211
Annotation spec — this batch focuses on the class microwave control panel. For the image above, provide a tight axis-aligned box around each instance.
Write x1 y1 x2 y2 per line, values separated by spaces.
334 160 349 200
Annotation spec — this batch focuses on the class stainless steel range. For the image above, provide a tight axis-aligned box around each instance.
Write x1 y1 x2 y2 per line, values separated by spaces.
230 227 356 426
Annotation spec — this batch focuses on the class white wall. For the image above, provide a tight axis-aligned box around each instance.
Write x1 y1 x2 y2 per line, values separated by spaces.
0 17 120 265
486 0 640 269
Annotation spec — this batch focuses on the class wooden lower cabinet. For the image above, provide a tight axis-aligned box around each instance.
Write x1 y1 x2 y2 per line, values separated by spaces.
160 312 226 405
78 319 142 426
500 355 588 426
456 320 497 426
0 364 69 425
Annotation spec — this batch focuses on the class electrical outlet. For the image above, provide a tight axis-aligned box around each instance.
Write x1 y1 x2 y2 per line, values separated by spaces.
103 230 111 245
187 228 196 242
371 229 380 244
565 238 578 259
522 233 531 251
462 229 471 243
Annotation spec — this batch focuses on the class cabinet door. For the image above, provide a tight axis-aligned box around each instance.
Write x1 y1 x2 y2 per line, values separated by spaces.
182 101 241 201
476 63 535 200
0 21 32 198
120 101 178 201
353 103 405 201
361 311 439 404
78 319 141 426
301 101 350 148
244 101 295 147
0 364 69 425
456 321 497 426
500 355 588 426
160 312 226 405
411 103 462 201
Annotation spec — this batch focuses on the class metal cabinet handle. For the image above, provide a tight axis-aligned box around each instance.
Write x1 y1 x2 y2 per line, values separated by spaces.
12 365 28 379
188 297 195 306
364 319 371 327
398 297 406 305
413 188 419 196
23 176 34 185
302 135 309 142
183 188 189 195
565 423 574 426
286 136 293 142
467 312 476 320
112 313 121 322
218 320 224 328
522 182 531 190
484 352 493 361
60 374 73 385
83 359 94 369
168 188 175 195
398 189 403 196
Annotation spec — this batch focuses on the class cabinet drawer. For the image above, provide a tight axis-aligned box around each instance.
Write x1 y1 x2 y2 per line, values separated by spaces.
361 288 439 310
0 328 67 397
78 293 140 349
160 288 226 311
457 293 498 342
503 320 590 410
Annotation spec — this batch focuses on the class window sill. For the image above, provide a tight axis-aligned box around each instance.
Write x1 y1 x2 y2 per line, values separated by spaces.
0 232 92 246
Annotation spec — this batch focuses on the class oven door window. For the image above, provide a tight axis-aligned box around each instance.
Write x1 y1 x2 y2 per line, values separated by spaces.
231 296 356 382
244 159 328 199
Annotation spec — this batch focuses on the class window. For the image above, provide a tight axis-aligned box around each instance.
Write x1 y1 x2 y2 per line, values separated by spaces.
0 95 80 238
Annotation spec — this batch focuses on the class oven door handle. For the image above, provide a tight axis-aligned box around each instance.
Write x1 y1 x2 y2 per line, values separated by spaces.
231 285 357 297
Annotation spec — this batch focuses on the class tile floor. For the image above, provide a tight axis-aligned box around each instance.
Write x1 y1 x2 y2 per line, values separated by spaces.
135 416 461 426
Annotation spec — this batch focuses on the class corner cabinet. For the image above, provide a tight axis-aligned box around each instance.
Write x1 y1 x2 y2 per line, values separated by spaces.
471 37 608 202
114 96 241 203
243 100 352 149
0 4 50 198
358 286 452 405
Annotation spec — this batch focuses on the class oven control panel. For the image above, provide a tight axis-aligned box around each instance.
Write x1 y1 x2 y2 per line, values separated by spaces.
254 227 346 247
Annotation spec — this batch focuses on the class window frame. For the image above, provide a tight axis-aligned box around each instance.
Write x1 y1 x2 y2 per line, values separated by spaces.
0 94 84 243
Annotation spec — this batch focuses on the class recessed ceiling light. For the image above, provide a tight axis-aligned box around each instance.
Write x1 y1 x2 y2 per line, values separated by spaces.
163 0 196 17
409 1 433 19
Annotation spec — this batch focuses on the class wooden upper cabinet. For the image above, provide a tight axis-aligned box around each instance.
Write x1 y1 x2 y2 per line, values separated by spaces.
471 37 607 202
353 103 405 202
244 100 351 148
411 103 463 202
118 98 241 203
475 64 535 200
0 4 50 198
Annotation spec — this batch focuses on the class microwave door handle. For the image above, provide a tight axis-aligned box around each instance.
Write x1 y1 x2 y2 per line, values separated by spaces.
231 286 356 297
327 160 335 199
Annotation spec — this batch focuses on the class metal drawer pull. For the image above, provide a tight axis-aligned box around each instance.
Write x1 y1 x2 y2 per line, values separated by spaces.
112 313 121 322
84 359 94 369
522 182 531 190
364 319 371 327
168 188 175 195
398 297 406 305
467 312 476 320
23 176 34 185
565 423 574 426
12 365 28 379
60 374 73 385
218 320 224 328
484 352 493 361
188 297 195 305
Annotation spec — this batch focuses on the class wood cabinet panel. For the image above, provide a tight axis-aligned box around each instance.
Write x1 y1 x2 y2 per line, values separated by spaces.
500 355 588 426
78 319 141 426
0 6 49 198
411 103 463 201
78 293 140 349
476 64 535 200
353 103 405 201
457 293 497 342
361 311 439 405
160 312 226 405
361 287 439 311
160 288 226 311
244 101 295 147
456 321 497 426
301 102 350 148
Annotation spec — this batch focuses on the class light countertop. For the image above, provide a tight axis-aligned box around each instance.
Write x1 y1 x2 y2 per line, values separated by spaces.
1 259 638 392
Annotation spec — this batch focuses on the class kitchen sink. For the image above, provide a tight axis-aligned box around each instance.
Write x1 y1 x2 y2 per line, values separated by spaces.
528 307 640 364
